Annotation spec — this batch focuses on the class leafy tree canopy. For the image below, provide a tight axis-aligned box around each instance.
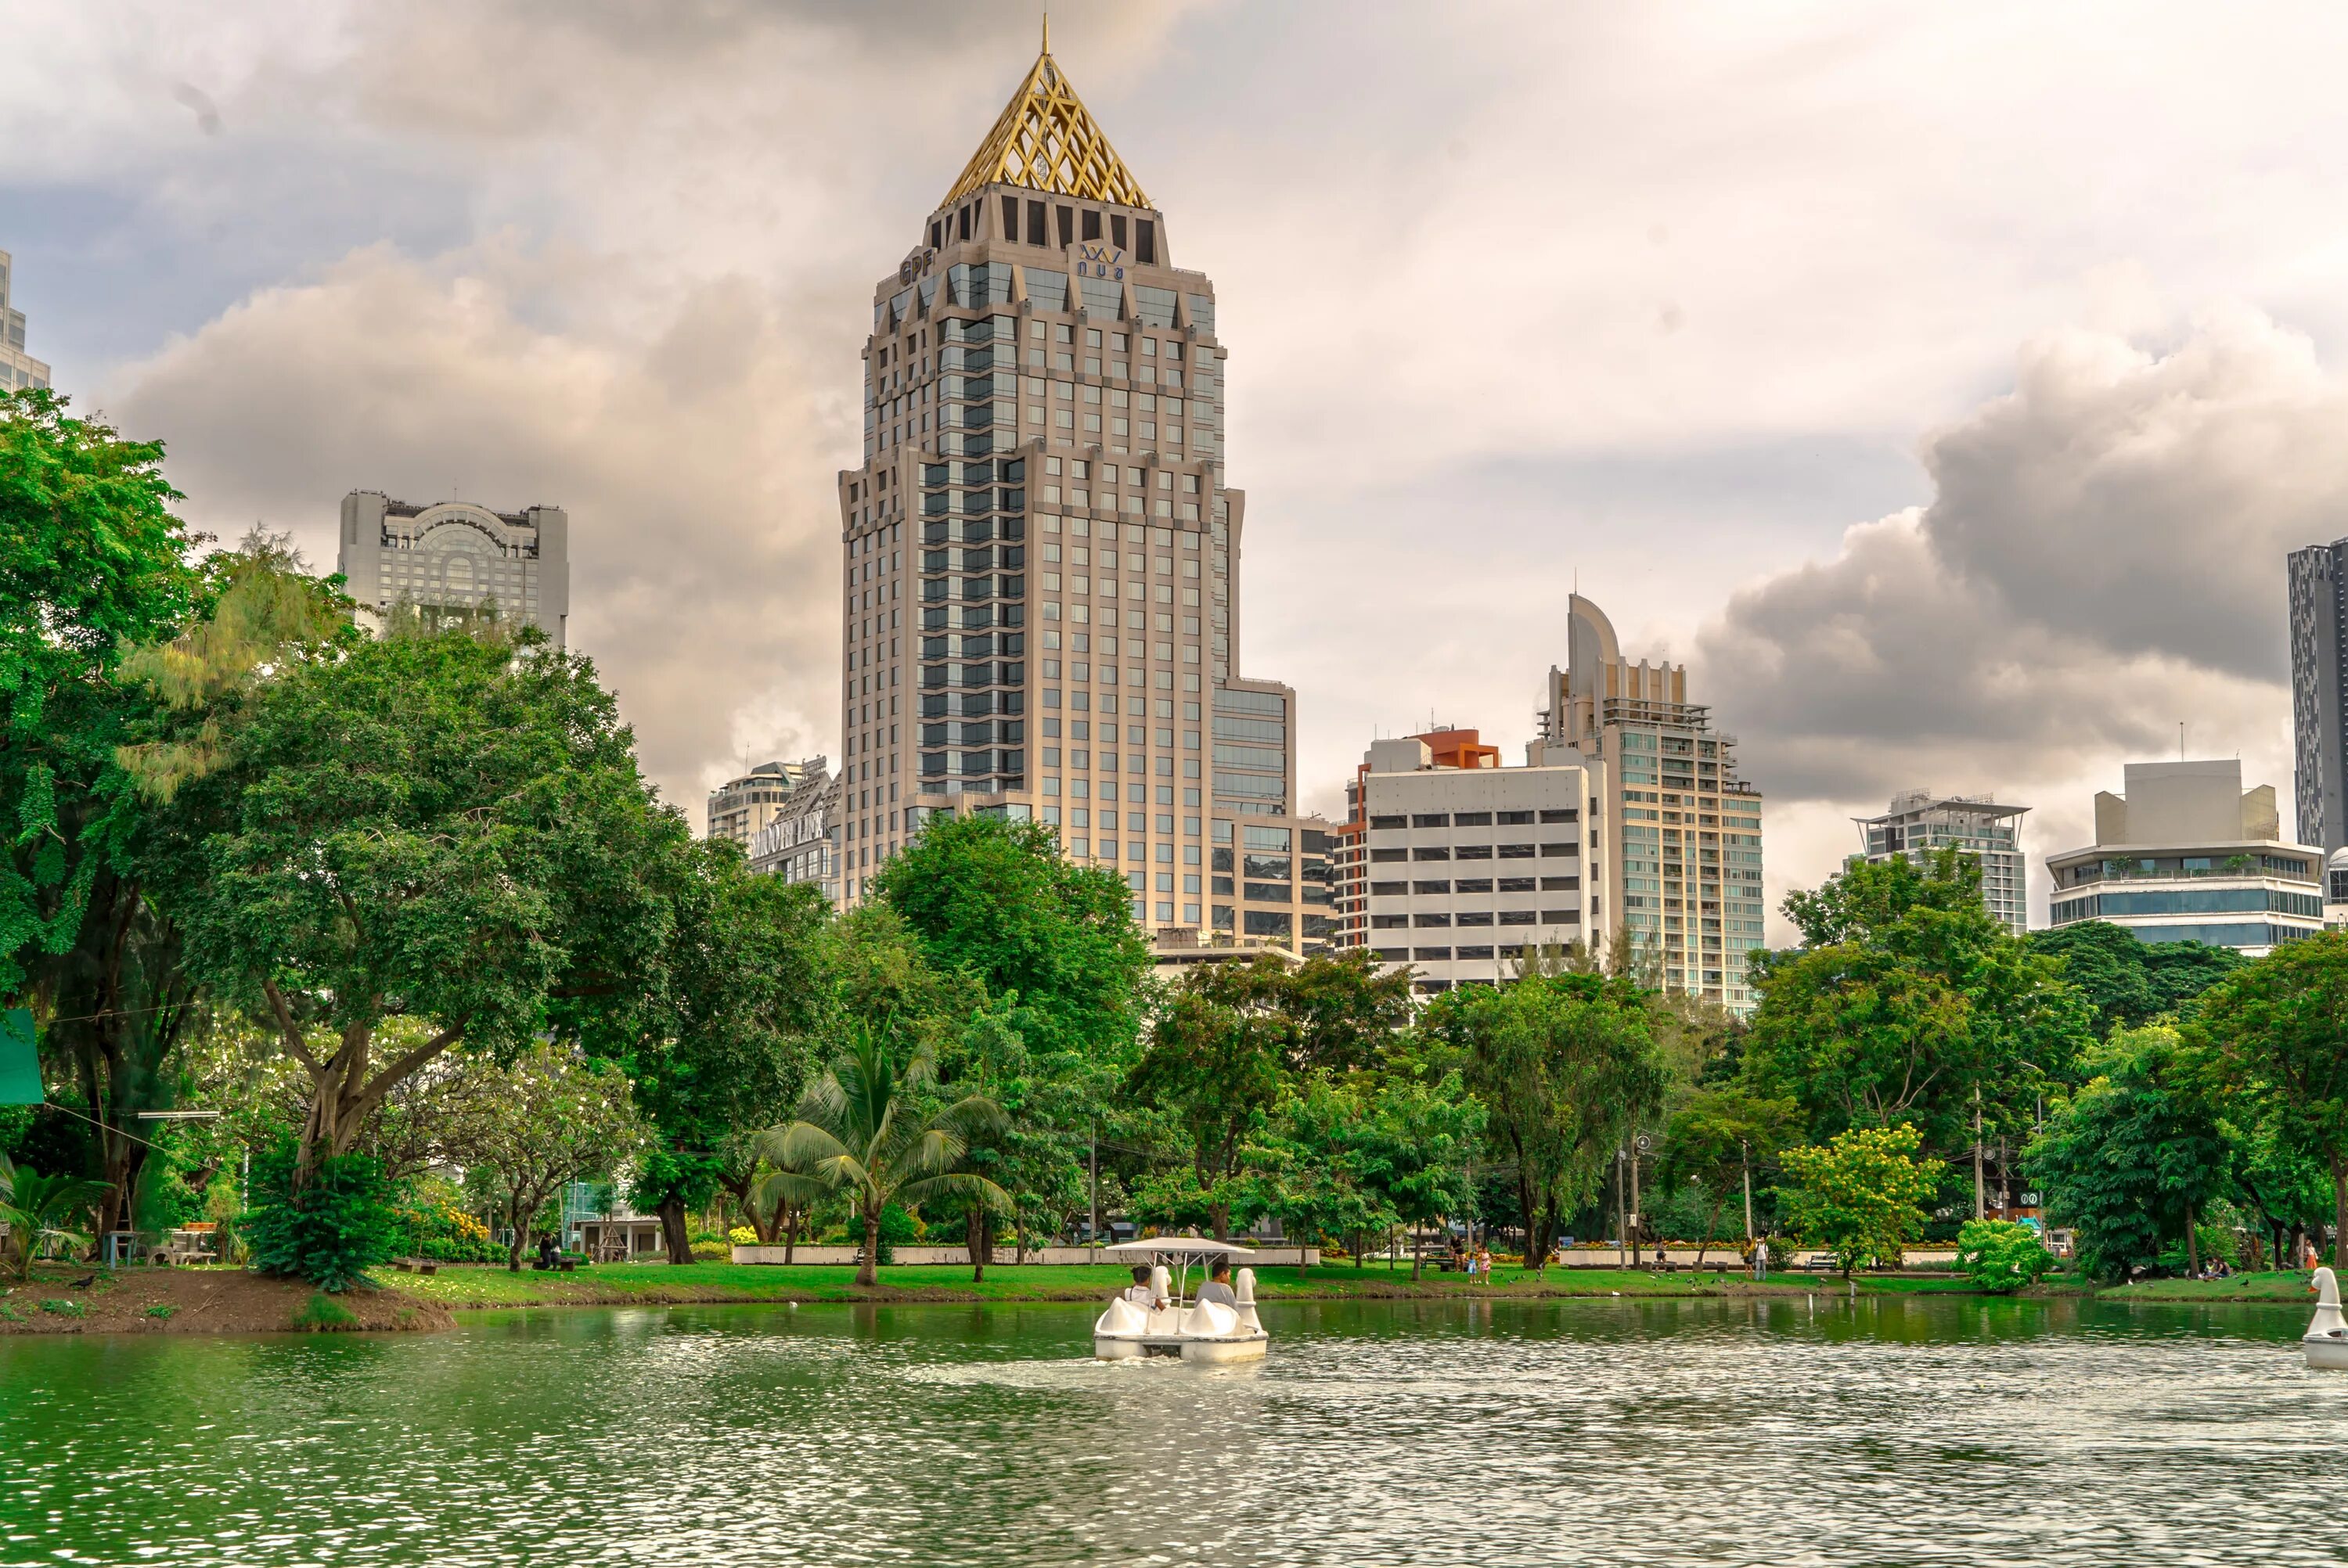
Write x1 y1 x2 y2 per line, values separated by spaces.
1741 849 2088 1154
2026 920 2243 1036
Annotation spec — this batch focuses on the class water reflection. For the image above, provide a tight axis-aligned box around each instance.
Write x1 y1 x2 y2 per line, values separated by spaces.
4 1295 2344 1566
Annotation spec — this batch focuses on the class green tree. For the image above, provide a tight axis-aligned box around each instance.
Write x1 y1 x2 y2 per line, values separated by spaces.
1202 949 1417 1074
2026 920 2243 1036
1 390 201 998
870 812 1150 1063
758 1020 1010 1287
1654 1087 1801 1263
443 1042 646 1272
1127 966 1294 1239
171 622 690 1175
1955 1217 2058 1293
1438 971 1667 1273
2187 932 2348 1267
612 862 829 1261
1352 1070 1486 1278
2025 1023 2229 1278
1741 851 2087 1159
1774 1122 1946 1281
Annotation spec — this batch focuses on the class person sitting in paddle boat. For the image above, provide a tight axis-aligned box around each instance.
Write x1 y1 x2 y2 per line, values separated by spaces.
1197 1258 1238 1308
1123 1264 1165 1311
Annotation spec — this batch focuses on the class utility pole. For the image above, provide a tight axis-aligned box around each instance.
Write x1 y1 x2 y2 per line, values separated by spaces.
1741 1138 1754 1241
1615 1145 1628 1268
1089 1117 1099 1261
1973 1091 1986 1221
1630 1134 1648 1262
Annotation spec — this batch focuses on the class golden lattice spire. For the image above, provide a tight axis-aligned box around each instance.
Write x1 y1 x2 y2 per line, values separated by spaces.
942 27 1149 208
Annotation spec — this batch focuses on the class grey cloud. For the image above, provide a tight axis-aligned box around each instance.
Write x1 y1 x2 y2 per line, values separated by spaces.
107 246 845 815
1695 309 2314 811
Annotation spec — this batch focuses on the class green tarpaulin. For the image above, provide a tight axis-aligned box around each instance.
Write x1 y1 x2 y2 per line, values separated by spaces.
0 1009 41 1104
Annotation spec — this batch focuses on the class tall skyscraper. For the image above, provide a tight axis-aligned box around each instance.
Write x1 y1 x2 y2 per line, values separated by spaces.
835 33 1310 945
0 250 54 392
1853 790 2030 934
1538 594 1766 1011
337 491 571 648
2289 538 2348 851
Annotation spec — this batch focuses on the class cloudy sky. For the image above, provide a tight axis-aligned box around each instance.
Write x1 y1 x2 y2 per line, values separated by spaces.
10 0 2348 937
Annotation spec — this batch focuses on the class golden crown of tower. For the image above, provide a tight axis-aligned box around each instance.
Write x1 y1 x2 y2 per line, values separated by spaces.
943 18 1150 208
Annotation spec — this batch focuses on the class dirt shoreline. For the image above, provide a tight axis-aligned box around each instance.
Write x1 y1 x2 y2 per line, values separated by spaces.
0 1268 453 1336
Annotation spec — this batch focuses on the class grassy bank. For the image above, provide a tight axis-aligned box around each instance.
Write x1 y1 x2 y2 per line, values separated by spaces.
386 1258 1997 1311
2098 1269 2324 1303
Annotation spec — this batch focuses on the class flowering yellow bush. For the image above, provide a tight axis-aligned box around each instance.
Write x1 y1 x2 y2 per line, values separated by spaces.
727 1225 757 1245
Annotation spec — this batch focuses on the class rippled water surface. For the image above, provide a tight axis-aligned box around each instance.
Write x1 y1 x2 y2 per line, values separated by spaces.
6 1293 2347 1566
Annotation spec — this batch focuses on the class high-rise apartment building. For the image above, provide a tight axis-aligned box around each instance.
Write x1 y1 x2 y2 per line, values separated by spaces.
2047 759 2322 955
708 758 822 847
747 762 844 905
1854 791 2030 934
338 491 571 647
1331 728 1607 993
1537 594 1766 1011
0 250 54 392
834 34 1306 948
2289 538 2348 851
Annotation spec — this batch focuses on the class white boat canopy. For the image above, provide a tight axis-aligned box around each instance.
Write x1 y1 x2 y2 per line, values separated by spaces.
1100 1236 1258 1261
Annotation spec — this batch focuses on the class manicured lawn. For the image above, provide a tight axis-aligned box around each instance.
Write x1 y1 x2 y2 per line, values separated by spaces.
2098 1269 2324 1303
385 1258 2001 1310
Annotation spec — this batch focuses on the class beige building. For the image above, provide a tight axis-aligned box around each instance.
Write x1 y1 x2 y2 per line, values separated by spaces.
833 33 1306 955
708 758 822 847
747 763 844 905
1 250 53 392
2047 759 2322 955
338 491 571 647
1538 594 1766 1011
1855 790 2030 934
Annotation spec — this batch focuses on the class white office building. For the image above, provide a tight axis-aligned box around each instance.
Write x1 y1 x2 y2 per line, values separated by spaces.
1354 734 1605 994
337 491 571 648
2047 759 2323 956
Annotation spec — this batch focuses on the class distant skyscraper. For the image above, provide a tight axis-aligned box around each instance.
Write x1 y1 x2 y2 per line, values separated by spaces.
708 759 822 847
1853 790 2030 934
0 250 54 392
834 31 1313 951
1538 594 1766 1012
337 491 571 648
2289 538 2348 851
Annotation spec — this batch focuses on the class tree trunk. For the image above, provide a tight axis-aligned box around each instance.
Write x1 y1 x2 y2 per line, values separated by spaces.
1694 1196 1724 1268
507 1195 528 1273
2334 1159 2348 1271
967 1207 986 1283
1208 1200 1230 1242
657 1194 693 1265
858 1207 880 1288
2185 1202 2199 1277
784 1207 798 1265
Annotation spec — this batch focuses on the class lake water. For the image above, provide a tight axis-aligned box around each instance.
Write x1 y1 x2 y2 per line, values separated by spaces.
5 1294 2345 1566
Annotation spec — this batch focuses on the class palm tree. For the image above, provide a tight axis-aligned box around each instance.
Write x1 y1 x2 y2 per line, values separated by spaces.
757 1021 1010 1287
0 1153 113 1280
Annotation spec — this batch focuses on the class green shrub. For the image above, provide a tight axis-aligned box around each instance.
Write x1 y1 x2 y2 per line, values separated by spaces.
292 1291 362 1332
38 1298 84 1317
145 1304 175 1319
0 1302 21 1322
243 1141 398 1292
1957 1219 2058 1293
689 1239 729 1262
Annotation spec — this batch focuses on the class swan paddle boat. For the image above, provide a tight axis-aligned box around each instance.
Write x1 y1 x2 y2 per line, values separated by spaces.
2307 1267 2348 1370
1092 1237 1268 1362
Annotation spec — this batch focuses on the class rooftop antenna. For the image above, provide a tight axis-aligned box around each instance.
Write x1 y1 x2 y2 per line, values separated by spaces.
2179 721 2185 761
1042 13 1050 52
